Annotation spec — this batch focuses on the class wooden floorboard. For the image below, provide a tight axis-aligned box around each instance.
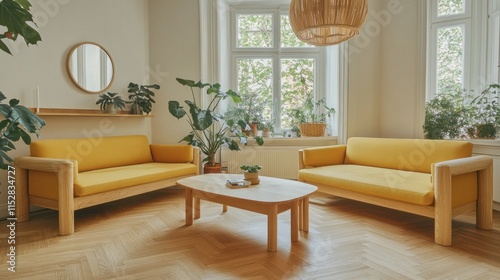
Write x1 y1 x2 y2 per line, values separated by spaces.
1 189 500 279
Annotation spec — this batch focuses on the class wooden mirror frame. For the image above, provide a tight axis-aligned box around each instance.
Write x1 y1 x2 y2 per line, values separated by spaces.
66 42 115 93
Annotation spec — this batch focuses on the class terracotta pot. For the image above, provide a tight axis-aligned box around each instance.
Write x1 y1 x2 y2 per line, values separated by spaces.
243 172 260 185
249 123 258 136
203 163 221 174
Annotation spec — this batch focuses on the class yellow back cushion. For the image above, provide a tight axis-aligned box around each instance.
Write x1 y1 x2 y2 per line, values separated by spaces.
30 135 153 172
344 137 472 173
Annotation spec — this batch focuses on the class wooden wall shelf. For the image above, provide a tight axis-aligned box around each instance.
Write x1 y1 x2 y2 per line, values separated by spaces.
29 108 153 118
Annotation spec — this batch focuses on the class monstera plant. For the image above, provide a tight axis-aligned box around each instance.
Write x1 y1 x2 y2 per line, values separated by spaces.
0 0 42 55
0 0 45 169
169 78 263 172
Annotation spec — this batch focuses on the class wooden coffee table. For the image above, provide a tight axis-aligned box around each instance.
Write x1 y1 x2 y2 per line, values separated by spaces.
176 174 317 252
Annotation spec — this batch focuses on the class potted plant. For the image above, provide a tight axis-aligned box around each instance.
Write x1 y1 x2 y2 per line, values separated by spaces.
0 92 46 169
289 93 335 137
0 1 45 169
168 78 264 173
240 164 261 185
96 92 128 114
127 82 160 114
258 118 274 137
423 89 471 139
467 83 500 139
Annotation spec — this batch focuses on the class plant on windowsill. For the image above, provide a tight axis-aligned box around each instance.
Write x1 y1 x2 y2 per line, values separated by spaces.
168 78 264 173
240 164 261 185
96 92 128 114
127 82 160 114
258 118 274 137
467 83 500 139
423 89 471 139
289 92 335 137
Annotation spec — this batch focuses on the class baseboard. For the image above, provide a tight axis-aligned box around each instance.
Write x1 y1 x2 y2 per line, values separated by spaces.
494 201 500 212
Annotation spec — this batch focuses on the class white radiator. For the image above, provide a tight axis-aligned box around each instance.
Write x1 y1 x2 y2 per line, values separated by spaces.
221 146 302 179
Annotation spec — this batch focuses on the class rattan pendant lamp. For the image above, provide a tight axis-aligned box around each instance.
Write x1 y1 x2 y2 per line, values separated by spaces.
289 0 368 46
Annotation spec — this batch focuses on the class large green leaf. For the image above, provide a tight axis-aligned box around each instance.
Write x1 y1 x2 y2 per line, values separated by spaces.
168 100 186 119
0 0 41 54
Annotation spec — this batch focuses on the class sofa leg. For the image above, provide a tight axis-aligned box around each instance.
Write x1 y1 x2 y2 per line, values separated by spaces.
59 209 74 235
434 216 452 246
477 167 493 230
15 167 30 222
58 162 74 235
434 165 452 246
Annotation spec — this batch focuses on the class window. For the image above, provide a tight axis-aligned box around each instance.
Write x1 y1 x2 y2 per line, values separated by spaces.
427 0 472 98
229 5 336 135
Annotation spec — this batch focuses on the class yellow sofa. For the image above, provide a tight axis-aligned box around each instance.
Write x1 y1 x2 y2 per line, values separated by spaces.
298 137 493 245
14 135 199 235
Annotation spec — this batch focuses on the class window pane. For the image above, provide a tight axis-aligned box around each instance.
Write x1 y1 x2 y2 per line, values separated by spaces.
436 25 464 94
438 0 465 17
235 58 273 122
281 58 315 129
237 14 273 48
280 15 313 48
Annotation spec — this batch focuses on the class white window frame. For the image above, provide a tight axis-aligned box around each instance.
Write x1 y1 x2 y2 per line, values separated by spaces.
200 0 346 141
229 6 330 135
426 0 487 100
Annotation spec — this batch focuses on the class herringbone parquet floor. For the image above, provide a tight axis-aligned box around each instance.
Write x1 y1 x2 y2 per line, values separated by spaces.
1 189 499 279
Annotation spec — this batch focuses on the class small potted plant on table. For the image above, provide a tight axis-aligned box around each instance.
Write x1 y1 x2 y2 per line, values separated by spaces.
240 164 261 185
96 92 127 114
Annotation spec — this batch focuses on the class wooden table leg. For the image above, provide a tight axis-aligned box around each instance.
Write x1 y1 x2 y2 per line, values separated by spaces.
291 200 299 242
185 188 193 226
298 199 304 231
302 196 310 232
222 204 228 212
194 197 200 219
268 204 278 252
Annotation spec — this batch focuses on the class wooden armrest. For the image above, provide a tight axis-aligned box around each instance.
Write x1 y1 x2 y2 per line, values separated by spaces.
434 155 493 245
434 155 493 176
14 156 74 172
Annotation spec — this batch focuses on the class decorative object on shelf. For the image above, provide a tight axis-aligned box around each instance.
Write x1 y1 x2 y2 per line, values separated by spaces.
289 0 368 46
127 82 160 115
240 164 261 185
0 91 46 169
290 93 335 137
0 0 41 55
96 92 128 114
168 78 264 174
67 42 114 93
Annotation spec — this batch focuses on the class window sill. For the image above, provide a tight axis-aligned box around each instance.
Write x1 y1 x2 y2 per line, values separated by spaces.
241 136 337 147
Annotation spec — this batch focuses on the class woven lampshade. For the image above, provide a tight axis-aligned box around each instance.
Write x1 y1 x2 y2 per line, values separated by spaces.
289 0 368 46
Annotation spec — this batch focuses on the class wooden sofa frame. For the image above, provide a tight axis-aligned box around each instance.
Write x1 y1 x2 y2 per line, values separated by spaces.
14 147 199 235
299 150 493 246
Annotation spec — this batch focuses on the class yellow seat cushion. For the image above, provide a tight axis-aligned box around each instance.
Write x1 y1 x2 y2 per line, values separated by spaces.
299 165 435 205
75 162 197 197
29 163 198 200
299 165 477 207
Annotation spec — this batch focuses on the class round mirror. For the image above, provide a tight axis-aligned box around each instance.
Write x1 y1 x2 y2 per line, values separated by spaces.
66 42 115 93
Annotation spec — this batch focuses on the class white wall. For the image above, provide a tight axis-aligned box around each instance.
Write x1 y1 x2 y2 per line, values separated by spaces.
0 0 150 217
149 0 201 144
347 0 424 139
